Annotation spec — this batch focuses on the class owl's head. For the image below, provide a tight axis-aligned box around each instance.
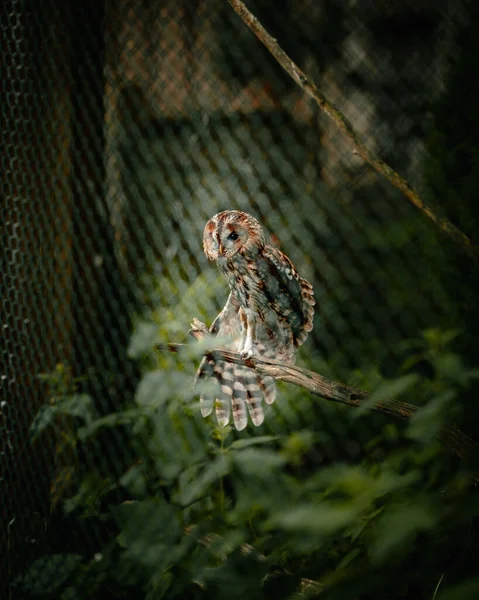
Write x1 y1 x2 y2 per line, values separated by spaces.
203 210 266 261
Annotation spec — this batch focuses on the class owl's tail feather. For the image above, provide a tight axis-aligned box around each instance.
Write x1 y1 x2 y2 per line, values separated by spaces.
239 367 265 428
200 394 213 418
231 375 249 431
196 358 273 430
258 375 276 405
197 356 214 418
213 360 234 427
197 358 232 425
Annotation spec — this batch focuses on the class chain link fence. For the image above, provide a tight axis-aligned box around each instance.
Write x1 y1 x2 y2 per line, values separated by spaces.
2 1 479 598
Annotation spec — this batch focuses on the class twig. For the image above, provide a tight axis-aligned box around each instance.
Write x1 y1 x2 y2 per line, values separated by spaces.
225 0 479 261
432 574 444 600
156 340 478 460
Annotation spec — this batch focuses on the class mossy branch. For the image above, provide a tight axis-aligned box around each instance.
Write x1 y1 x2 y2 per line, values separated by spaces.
225 0 479 260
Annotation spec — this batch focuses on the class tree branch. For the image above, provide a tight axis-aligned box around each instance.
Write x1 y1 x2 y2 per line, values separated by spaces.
225 0 479 260
157 336 478 460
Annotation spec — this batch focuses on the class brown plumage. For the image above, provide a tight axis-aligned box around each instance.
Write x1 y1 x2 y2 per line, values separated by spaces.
196 210 315 430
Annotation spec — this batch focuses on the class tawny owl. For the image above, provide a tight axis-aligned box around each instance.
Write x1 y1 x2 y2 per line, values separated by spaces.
196 210 315 431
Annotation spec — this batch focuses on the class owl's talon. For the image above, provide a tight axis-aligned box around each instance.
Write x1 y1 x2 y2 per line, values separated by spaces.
241 348 253 360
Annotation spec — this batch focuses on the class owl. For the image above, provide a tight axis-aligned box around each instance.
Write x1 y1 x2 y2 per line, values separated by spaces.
196 210 315 430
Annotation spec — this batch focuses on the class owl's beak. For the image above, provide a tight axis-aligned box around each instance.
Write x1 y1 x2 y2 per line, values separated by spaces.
218 243 224 256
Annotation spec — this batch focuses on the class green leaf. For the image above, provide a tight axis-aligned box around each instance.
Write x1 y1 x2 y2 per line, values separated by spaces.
229 435 279 450
15 553 82 594
179 454 230 506
55 394 95 422
120 465 148 496
30 405 56 439
135 370 195 406
271 502 357 535
310 464 418 500
371 502 437 562
197 547 269 597
113 499 181 571
146 571 174 600
30 394 95 439
128 321 160 358
282 430 317 464
423 327 461 349
135 371 166 407
355 374 419 416
78 409 144 440
233 448 285 476
407 391 456 443
63 472 111 513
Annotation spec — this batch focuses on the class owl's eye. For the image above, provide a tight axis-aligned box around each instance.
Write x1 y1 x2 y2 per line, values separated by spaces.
228 232 239 241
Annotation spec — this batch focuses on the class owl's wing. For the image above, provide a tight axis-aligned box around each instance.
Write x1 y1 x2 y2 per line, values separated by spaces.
195 291 276 430
209 290 242 338
260 245 316 347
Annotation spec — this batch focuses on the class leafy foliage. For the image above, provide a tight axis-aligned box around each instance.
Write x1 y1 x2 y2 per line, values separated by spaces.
18 324 479 600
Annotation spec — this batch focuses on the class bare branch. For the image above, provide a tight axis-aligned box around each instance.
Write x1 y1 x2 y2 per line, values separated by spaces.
225 0 479 260
157 338 477 460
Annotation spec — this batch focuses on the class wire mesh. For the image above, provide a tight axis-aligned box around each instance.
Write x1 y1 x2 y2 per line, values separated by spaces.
2 0 479 598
